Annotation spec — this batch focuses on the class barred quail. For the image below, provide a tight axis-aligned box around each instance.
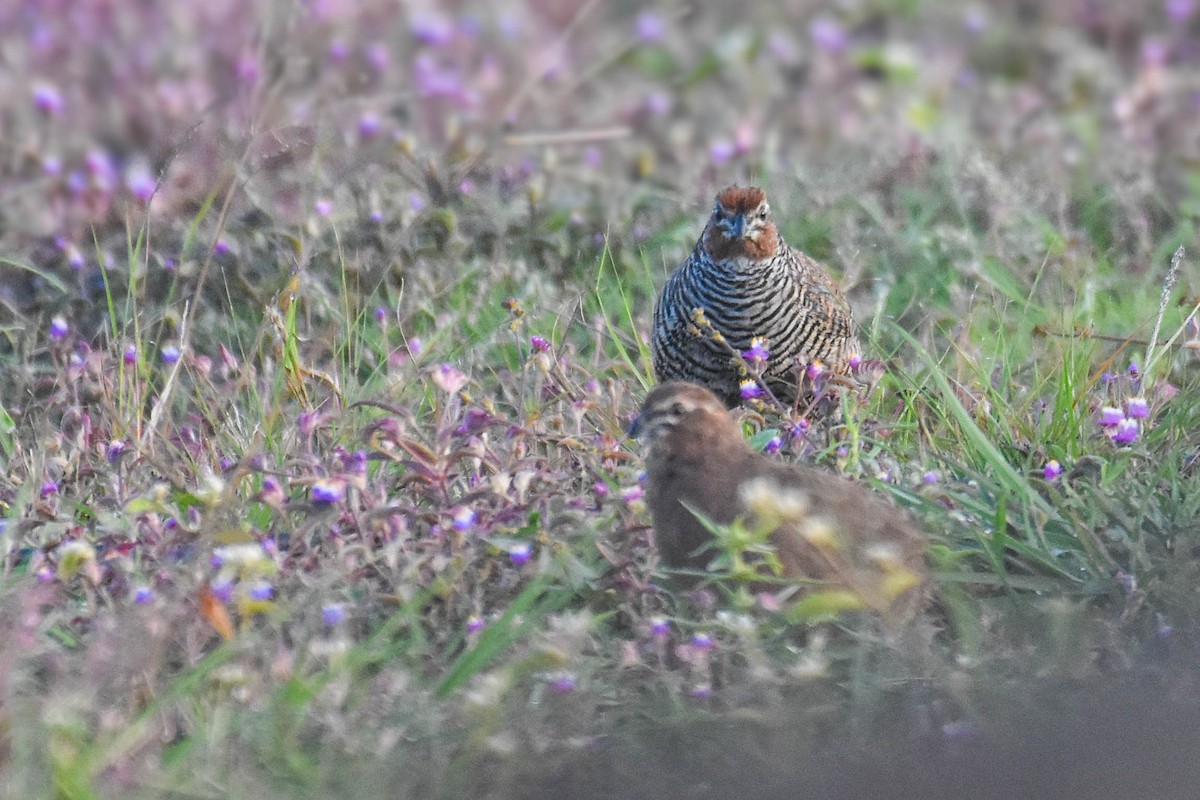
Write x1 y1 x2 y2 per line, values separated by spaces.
652 186 861 408
630 381 927 619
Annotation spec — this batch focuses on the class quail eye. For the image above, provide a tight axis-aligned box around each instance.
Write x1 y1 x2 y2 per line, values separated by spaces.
669 401 688 417
757 208 768 219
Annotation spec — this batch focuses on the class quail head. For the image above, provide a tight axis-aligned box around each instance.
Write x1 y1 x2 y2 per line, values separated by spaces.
630 381 927 621
652 186 861 410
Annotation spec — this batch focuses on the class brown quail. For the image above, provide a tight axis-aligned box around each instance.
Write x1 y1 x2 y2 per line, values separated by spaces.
630 381 927 619
652 186 861 408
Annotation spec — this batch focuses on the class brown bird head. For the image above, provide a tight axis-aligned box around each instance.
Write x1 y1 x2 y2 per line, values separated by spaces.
629 382 745 457
701 186 781 262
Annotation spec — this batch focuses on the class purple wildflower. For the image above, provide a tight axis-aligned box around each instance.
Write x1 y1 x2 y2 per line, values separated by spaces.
649 617 670 638
467 616 485 634
366 42 390 72
709 140 735 166
85 150 115 185
311 479 344 506
1042 460 1062 481
763 436 784 455
297 410 323 436
123 344 137 365
432 363 468 394
315 199 333 217
134 586 154 605
1168 0 1197 23
963 7 987 33
210 578 234 602
49 316 69 340
620 485 644 504
809 16 848 53
643 91 672 116
161 345 181 364
33 83 63 115
922 470 940 485
456 407 495 435
1125 397 1149 419
509 542 532 566
248 582 274 601
322 604 346 626
805 361 825 381
126 163 156 203
63 244 84 270
358 113 381 139
549 672 577 693
1111 418 1139 444
40 481 58 497
530 335 551 353
691 632 715 650
66 171 86 195
742 337 769 366
235 53 259 85
410 10 454 45
1142 39 1169 68
739 379 765 400
635 10 666 42
1098 407 1124 427
452 506 476 531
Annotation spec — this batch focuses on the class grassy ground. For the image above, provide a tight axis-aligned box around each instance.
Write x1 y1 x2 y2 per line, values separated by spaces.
3 1 1200 797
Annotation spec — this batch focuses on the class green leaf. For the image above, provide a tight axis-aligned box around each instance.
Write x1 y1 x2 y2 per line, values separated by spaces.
746 428 781 452
0 401 14 461
784 589 868 624
436 578 574 698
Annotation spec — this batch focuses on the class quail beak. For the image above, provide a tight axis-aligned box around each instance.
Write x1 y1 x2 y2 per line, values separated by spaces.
626 414 643 439
729 213 746 239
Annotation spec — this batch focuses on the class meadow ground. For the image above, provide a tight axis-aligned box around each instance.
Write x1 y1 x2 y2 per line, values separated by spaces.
3 1 1200 797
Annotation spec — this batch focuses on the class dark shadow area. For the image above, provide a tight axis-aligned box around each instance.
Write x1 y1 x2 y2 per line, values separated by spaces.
521 658 1200 800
